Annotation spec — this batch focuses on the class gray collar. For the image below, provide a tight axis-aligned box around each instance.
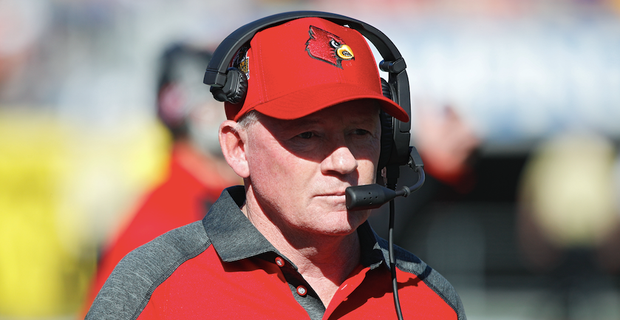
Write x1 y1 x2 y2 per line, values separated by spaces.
202 186 386 269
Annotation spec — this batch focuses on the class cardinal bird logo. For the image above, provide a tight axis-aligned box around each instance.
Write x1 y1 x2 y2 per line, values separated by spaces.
305 25 354 68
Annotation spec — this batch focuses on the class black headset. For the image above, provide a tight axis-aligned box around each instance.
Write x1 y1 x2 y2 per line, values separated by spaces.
203 11 413 176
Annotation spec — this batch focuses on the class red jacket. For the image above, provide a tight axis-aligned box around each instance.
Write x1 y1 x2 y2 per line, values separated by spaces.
82 148 233 313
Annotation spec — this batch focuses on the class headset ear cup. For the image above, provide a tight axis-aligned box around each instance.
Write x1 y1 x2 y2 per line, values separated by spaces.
210 86 228 102
377 110 393 173
223 67 248 104
380 77 393 100
210 67 248 104
377 78 394 173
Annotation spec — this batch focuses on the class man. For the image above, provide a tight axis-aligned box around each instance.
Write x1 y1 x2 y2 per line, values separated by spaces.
87 15 466 319
81 44 238 314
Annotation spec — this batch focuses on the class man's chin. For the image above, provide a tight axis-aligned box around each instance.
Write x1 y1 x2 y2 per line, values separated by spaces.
332 212 369 234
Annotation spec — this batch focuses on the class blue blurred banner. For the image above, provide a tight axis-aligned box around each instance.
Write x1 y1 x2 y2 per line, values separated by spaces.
397 14 620 143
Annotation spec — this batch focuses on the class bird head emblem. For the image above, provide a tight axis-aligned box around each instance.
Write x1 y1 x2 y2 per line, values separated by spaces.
305 25 354 68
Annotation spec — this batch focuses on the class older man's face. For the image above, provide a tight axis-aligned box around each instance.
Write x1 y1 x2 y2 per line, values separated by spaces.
244 100 381 237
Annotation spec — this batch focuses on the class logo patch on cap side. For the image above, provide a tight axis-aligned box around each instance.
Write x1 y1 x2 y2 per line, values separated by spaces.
305 25 354 69
232 44 250 80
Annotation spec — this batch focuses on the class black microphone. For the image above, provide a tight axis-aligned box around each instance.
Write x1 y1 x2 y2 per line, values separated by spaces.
345 166 424 210
345 184 404 210
345 167 426 210
345 147 425 210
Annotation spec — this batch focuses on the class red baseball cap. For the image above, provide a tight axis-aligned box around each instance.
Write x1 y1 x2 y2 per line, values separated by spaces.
224 17 409 123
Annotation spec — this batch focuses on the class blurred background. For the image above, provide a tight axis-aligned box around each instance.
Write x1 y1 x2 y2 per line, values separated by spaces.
1 0 619 319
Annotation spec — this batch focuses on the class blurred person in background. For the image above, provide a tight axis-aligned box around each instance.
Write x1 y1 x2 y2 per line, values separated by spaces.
597 150 620 274
516 131 620 319
81 43 239 313
412 104 479 193
0 0 48 103
368 103 481 244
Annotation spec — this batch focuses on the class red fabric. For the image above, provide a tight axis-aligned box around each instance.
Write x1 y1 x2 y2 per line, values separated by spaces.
224 17 408 123
82 149 230 314
137 246 457 319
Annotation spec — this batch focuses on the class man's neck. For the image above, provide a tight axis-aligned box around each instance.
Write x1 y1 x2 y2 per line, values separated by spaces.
241 199 361 307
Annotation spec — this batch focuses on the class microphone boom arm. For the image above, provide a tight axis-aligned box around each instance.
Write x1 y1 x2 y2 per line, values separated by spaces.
345 147 425 210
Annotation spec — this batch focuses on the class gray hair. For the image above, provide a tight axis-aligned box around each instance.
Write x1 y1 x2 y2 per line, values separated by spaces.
237 110 261 129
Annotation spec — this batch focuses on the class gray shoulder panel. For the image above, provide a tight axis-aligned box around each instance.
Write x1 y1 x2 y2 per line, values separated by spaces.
377 237 467 320
420 265 467 320
85 221 211 320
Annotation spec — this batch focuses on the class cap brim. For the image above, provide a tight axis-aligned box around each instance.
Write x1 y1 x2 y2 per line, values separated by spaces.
243 83 409 122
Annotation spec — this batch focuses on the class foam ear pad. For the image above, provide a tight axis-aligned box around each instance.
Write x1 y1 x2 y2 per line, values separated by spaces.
224 68 248 104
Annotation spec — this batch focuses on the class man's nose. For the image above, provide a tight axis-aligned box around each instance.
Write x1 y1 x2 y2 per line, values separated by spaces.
321 145 358 175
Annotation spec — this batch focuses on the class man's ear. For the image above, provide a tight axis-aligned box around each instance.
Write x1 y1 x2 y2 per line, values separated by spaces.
219 120 250 178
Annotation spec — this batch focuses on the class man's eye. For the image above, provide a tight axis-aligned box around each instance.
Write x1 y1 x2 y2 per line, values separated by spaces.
297 132 314 139
353 129 370 136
